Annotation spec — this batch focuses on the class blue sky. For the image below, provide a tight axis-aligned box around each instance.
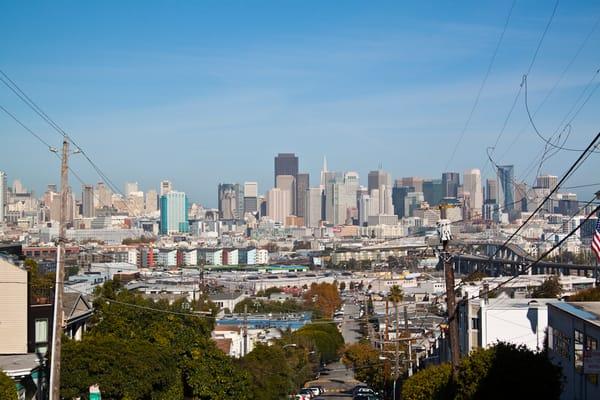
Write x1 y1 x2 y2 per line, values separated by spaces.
1 1 599 206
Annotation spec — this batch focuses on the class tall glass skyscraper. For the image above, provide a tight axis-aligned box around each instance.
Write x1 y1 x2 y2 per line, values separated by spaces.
497 165 515 212
160 191 189 234
274 153 298 185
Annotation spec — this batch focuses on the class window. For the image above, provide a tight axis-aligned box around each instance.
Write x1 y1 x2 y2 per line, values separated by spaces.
35 319 48 343
471 317 480 330
586 335 598 385
552 328 570 359
575 330 584 374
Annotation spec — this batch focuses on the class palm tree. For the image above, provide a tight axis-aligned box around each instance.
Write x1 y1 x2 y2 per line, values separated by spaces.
387 285 403 394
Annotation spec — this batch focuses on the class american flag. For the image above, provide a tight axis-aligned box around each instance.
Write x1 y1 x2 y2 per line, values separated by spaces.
593 219 600 262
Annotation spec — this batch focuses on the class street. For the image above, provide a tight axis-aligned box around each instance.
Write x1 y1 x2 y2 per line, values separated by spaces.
305 299 365 399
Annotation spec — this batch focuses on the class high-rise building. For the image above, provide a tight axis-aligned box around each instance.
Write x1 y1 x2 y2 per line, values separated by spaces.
82 184 95 218
514 182 529 212
218 183 242 220
96 182 112 209
276 175 296 215
399 177 423 193
145 189 158 213
368 170 392 194
267 188 291 224
274 153 298 185
159 191 189 234
535 175 558 190
320 156 328 187
124 182 139 197
12 179 25 194
305 187 323 228
497 165 515 212
243 181 258 214
160 180 172 196
422 179 443 206
296 173 309 218
325 172 359 225
486 178 498 204
0 171 6 222
392 186 412 218
442 172 460 198
462 169 483 218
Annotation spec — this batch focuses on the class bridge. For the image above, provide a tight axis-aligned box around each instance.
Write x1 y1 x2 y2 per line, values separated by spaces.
452 240 598 277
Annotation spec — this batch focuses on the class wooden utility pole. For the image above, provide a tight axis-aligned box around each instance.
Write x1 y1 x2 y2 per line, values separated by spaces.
50 139 69 400
438 217 460 375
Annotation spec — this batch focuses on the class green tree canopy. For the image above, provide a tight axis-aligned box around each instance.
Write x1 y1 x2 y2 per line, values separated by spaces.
241 344 294 400
401 342 563 400
343 342 392 391
293 322 345 363
0 371 17 400
531 276 562 298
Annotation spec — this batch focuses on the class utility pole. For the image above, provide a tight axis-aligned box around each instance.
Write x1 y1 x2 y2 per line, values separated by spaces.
243 304 248 356
437 218 460 375
50 139 69 400
404 304 412 376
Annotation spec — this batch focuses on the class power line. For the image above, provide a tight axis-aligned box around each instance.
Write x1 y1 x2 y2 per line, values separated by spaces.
488 130 600 260
444 0 517 169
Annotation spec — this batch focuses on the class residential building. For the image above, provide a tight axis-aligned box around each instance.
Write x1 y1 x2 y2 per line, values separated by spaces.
547 302 600 400
157 249 178 267
256 249 269 264
223 248 239 265
239 248 257 265
0 258 28 354
159 191 189 234
457 297 557 356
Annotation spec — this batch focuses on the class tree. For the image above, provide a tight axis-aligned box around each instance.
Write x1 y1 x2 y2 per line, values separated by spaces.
531 276 562 298
303 282 341 319
242 344 294 400
293 323 345 363
343 343 392 391
401 342 563 400
568 286 600 301
184 340 251 400
462 270 488 283
401 363 452 400
0 371 17 400
61 336 183 399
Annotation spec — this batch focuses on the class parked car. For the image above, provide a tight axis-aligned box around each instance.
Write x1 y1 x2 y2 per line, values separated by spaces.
298 388 314 399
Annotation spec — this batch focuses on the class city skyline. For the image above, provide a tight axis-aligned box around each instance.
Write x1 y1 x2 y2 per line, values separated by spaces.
2 1 599 203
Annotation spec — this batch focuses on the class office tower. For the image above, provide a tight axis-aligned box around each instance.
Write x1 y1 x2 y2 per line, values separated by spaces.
145 189 158 213
405 192 424 217
320 156 328 187
218 183 242 220
486 178 498 203
368 170 392 194
535 175 558 190
159 191 189 234
497 165 515 212
422 179 443 206
305 187 323 228
296 173 309 218
514 182 529 213
160 180 172 196
399 177 423 193
358 193 371 226
124 182 139 197
267 188 291 224
462 169 483 218
392 186 412 218
0 171 6 222
82 184 95 218
12 179 25 194
442 172 460 198
243 181 259 214
95 182 112 209
323 172 358 225
276 175 296 215
274 153 298 185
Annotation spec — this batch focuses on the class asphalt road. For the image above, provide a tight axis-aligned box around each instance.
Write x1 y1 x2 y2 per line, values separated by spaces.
305 299 364 399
